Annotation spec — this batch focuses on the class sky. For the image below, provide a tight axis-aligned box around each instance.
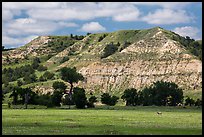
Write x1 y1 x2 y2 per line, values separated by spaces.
2 2 202 48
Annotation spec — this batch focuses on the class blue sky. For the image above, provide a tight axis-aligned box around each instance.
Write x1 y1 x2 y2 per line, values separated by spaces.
2 2 202 48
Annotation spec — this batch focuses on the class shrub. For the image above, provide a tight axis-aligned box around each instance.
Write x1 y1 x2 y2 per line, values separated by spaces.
87 96 97 108
101 93 119 106
101 42 118 59
121 88 139 106
72 87 87 109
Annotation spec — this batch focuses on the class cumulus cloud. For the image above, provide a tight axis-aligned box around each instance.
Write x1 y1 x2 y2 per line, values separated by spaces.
172 26 201 40
79 22 106 32
58 22 79 27
2 35 38 48
5 18 59 36
142 9 193 25
2 2 198 48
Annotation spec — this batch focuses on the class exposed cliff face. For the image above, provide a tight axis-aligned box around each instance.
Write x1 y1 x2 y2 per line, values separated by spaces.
78 58 202 92
76 28 202 92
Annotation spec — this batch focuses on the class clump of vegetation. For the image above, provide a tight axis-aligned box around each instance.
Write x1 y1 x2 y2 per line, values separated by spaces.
101 93 119 106
72 87 87 109
101 42 120 59
121 81 184 106
121 88 140 106
118 41 131 52
98 34 107 42
87 95 97 108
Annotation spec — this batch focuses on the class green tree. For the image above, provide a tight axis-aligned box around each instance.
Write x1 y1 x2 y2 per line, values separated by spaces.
140 81 183 106
60 67 84 95
185 97 195 106
43 71 55 80
51 90 63 107
52 81 67 92
32 57 41 69
87 96 97 108
101 93 119 106
121 88 139 106
9 87 19 105
72 87 87 109
23 73 37 84
101 42 118 59
51 82 67 107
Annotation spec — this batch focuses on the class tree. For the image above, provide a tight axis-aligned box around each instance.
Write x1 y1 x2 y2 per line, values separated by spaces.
52 81 67 92
9 87 19 105
110 95 119 106
43 71 55 80
101 42 118 59
121 88 139 106
23 73 37 84
51 82 67 107
87 96 97 108
185 97 195 106
23 88 32 109
32 57 41 69
60 67 84 95
195 99 202 107
101 93 119 106
140 81 184 106
70 34 73 38
2 93 5 104
51 90 63 107
72 87 87 109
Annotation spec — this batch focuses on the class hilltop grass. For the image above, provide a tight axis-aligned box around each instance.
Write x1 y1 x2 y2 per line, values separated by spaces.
2 105 202 135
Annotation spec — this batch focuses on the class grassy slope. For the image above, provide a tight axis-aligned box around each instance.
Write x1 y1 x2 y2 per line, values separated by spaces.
2 106 202 135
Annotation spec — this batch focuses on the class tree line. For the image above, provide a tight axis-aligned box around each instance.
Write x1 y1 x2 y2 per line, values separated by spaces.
3 67 202 109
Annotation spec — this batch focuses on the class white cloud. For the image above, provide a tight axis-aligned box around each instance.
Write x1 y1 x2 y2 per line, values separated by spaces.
2 2 199 48
58 22 79 27
129 2 191 10
172 26 201 40
79 22 106 32
5 18 59 36
2 35 38 48
142 9 193 25
113 9 140 22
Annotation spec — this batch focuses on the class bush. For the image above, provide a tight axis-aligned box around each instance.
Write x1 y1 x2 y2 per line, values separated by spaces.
101 42 118 59
101 93 119 106
121 88 139 106
51 90 63 107
185 97 195 106
52 81 67 92
43 71 55 80
87 96 97 108
72 87 87 109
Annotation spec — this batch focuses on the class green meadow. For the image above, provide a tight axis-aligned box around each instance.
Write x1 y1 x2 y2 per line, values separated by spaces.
2 105 202 135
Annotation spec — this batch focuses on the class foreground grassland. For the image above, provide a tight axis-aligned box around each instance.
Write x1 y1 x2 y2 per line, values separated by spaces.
2 106 202 135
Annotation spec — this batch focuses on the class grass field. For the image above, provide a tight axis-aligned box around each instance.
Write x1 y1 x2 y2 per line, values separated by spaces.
2 105 202 135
